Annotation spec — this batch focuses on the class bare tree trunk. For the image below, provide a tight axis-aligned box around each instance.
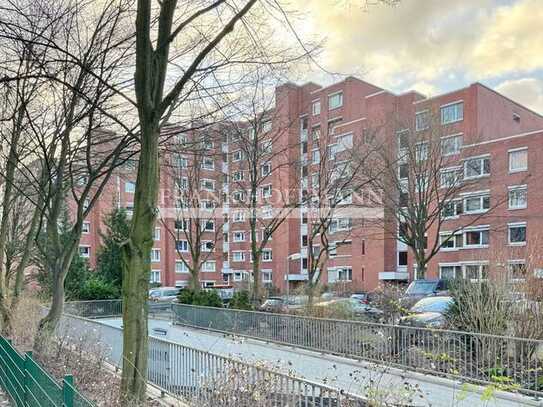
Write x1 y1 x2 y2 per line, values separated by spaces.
121 120 159 402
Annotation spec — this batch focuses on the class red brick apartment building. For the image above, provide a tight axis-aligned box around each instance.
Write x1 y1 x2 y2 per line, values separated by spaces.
78 76 543 292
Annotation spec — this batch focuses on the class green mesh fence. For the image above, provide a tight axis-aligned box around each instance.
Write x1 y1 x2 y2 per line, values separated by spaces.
0 336 95 407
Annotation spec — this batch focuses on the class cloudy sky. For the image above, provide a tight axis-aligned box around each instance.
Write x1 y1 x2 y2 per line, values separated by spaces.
288 0 543 113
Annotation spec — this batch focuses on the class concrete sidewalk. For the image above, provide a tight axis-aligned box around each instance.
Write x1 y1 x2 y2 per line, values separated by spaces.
99 317 542 407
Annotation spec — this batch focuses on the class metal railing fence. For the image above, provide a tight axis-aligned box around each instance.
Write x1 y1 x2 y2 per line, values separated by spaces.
0 336 94 407
170 303 543 396
59 312 366 406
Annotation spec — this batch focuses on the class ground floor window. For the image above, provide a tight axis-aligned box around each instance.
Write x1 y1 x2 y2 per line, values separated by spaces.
150 270 161 283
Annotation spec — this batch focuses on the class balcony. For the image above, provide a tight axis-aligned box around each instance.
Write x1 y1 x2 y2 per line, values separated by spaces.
378 271 409 281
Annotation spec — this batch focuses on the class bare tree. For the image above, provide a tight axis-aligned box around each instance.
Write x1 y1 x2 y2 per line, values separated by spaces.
162 129 224 291
363 112 511 279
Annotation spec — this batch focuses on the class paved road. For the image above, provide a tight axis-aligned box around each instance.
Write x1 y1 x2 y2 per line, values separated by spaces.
96 317 542 407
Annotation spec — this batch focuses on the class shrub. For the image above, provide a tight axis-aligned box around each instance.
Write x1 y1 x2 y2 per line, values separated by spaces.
229 291 253 310
178 289 223 308
78 277 119 300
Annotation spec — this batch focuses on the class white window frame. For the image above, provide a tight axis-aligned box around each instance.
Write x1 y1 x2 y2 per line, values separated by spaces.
175 261 189 274
440 167 462 189
464 155 490 179
462 191 490 214
150 269 161 283
508 147 528 173
232 251 245 262
415 110 429 131
441 133 463 156
462 262 488 282
508 222 526 246
202 260 216 272
176 240 189 252
200 179 215 191
233 210 246 223
508 260 527 282
261 162 271 177
82 221 90 234
125 181 136 193
262 269 273 283
439 263 462 280
151 248 161 262
233 171 244 182
262 205 273 219
312 100 321 115
335 133 353 152
201 157 215 170
463 226 490 249
233 231 246 242
440 101 464 125
153 227 161 241
262 249 272 262
508 185 527 210
201 240 214 252
439 232 463 251
442 199 463 219
232 150 243 162
261 184 272 199
201 220 215 232
328 91 343 110
262 120 272 133
79 245 90 258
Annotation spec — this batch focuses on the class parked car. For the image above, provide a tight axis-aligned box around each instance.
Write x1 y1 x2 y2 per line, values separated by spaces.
399 296 453 328
148 287 181 302
259 297 287 313
315 298 383 321
350 292 370 304
284 295 309 314
400 279 449 307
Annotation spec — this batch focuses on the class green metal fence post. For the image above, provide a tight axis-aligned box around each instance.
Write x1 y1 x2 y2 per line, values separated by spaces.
24 352 32 406
62 375 74 407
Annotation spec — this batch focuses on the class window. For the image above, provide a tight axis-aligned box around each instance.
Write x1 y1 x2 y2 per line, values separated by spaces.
508 261 527 281
508 222 526 245
399 191 408 208
201 220 215 232
328 92 343 110
83 198 90 211
201 241 214 252
335 133 353 152
125 181 136 193
338 190 352 205
175 261 189 273
262 206 273 219
312 100 321 115
439 233 463 250
327 117 342 134
200 179 215 191
150 270 160 283
233 211 245 223
441 102 463 124
464 156 490 179
201 200 215 211
175 219 188 231
415 110 429 131
262 120 272 133
153 227 161 241
233 190 246 202
201 157 214 170
508 185 527 209
233 150 243 162
329 218 351 233
79 246 90 258
415 142 429 161
439 265 462 280
178 177 188 190
509 148 528 173
311 126 321 141
441 134 462 156
335 267 352 281
398 163 409 180
82 222 90 234
202 261 216 272
262 270 272 283
442 200 463 219
175 155 188 168
262 249 272 262
261 162 271 177
176 240 188 252
233 231 245 242
232 251 245 262
463 193 490 214
311 149 320 164
463 227 489 248
464 263 488 281
398 251 408 267
261 185 272 199
202 139 213 150
440 167 461 188
260 140 272 154
233 171 244 182
151 249 161 262
397 130 409 150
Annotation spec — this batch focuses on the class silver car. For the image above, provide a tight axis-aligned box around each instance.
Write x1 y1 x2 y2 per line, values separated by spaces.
148 287 181 302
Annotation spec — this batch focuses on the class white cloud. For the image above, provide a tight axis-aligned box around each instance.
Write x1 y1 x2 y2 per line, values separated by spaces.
495 77 543 115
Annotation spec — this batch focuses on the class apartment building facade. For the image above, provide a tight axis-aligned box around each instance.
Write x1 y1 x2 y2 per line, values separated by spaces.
78 76 543 292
